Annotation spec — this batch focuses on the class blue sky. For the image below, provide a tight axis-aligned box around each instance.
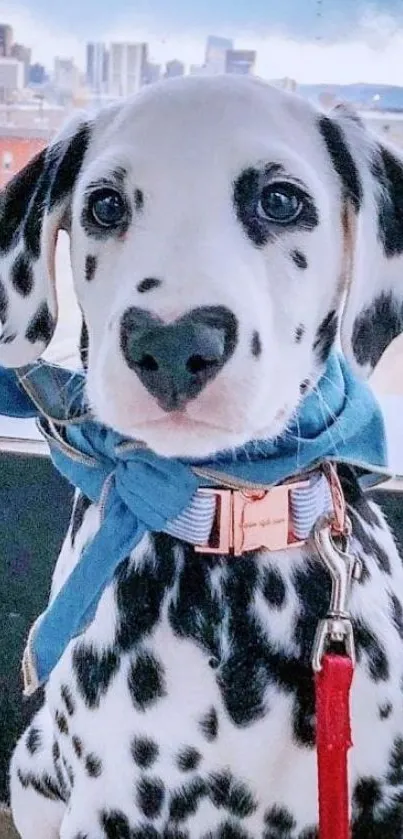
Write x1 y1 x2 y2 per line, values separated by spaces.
9 0 403 40
2 1 403 85
7 0 403 37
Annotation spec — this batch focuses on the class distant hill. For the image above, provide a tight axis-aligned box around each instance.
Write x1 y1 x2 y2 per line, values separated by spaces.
298 83 403 111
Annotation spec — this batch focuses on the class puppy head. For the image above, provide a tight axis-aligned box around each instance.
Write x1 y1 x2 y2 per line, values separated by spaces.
0 76 401 458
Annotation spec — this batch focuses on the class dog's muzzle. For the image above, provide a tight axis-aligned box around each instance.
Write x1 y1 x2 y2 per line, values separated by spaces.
120 305 238 411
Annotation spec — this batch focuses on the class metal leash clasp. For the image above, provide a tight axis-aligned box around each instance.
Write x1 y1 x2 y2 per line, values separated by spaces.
311 514 362 673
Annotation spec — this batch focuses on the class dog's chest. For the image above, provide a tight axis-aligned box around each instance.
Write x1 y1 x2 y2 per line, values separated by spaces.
45 500 403 836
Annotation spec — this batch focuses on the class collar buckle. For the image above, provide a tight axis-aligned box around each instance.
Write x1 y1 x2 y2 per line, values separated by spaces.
195 481 310 556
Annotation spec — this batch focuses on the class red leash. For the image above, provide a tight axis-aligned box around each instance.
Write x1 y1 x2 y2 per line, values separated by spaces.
315 654 354 839
312 470 359 839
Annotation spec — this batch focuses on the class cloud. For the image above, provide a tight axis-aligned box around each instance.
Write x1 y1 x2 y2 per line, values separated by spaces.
2 0 403 85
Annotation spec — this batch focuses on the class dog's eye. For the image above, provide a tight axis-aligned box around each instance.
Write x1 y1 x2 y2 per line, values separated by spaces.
89 189 126 228
258 184 303 224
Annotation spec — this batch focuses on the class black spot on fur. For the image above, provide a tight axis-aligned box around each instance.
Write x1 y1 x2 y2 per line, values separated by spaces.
262 567 287 609
0 331 17 345
351 774 403 837
85 254 97 282
20 125 90 258
371 144 403 258
25 302 54 345
387 736 403 786
351 291 403 370
168 545 224 665
291 249 308 270
169 777 207 821
233 166 318 248
217 557 275 728
136 776 165 819
206 825 253 839
115 536 175 652
54 762 69 802
70 492 92 547
63 757 75 788
52 740 69 800
337 466 380 526
11 252 34 296
347 506 391 575
264 803 296 835
313 310 338 364
208 770 257 818
60 684 75 716
251 330 262 358
17 769 66 802
176 746 202 772
79 318 89 371
295 324 305 344
352 777 382 827
134 188 144 211
132 829 160 839
390 593 403 640
355 620 389 682
163 830 189 839
26 726 42 755
318 116 362 212
73 644 120 709
23 170 49 260
127 650 166 711
85 753 103 778
131 736 159 769
48 123 91 210
0 279 8 322
0 147 47 254
100 809 132 839
137 277 162 293
379 701 393 720
55 710 69 735
72 735 83 758
233 168 266 247
290 560 332 747
199 707 219 741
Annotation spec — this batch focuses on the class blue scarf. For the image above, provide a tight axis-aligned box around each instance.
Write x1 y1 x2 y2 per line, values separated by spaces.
0 352 390 691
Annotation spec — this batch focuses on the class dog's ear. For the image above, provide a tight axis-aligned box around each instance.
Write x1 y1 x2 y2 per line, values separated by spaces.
318 104 403 377
0 115 91 367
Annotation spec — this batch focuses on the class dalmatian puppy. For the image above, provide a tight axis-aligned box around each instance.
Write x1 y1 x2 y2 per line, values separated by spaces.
2 75 403 838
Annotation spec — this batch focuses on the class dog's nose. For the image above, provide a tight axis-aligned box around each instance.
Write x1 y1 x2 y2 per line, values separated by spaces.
120 306 238 410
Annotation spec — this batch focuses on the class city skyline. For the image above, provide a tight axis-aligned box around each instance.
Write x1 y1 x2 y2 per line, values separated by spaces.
1 1 403 85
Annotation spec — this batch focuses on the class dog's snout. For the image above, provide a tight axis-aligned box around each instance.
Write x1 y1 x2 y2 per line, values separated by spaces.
120 306 238 411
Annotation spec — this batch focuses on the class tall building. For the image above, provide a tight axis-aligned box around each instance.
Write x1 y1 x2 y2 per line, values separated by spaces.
53 57 80 98
0 24 13 57
225 49 256 75
29 63 47 86
164 59 185 79
108 42 148 98
10 43 31 86
205 36 233 74
0 58 24 102
86 42 108 93
143 62 161 86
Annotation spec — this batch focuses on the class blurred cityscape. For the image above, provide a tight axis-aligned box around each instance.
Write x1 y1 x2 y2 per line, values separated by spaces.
1 21 403 186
